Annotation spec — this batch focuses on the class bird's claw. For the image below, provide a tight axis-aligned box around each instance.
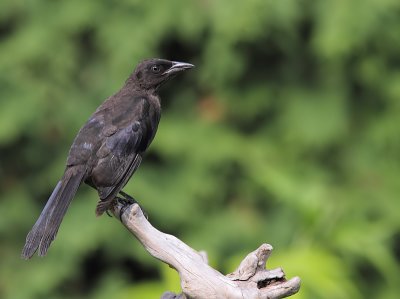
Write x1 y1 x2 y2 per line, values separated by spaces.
117 191 149 220
116 196 133 221
119 190 138 205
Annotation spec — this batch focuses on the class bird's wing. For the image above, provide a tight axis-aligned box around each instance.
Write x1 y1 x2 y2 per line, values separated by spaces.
91 97 159 212
67 94 158 168
93 120 145 194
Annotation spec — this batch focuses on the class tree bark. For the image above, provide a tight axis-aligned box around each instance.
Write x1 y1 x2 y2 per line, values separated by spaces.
111 201 301 299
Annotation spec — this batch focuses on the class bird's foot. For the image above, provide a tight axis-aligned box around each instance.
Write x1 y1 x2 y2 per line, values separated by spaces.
119 190 138 205
115 196 135 221
117 191 149 220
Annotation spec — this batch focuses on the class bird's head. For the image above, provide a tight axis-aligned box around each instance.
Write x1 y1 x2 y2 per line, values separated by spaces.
130 58 194 91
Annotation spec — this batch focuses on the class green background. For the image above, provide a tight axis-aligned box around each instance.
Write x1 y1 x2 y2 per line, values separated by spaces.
1 0 399 298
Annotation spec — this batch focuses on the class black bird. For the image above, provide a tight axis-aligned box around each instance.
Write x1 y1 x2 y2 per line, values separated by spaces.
21 58 194 259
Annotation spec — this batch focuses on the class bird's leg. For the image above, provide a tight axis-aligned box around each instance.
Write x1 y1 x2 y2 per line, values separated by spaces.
117 191 148 220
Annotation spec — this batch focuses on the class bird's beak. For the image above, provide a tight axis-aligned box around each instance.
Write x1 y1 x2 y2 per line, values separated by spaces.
163 61 194 75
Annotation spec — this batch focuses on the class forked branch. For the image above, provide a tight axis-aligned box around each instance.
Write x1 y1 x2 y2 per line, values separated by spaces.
111 201 300 299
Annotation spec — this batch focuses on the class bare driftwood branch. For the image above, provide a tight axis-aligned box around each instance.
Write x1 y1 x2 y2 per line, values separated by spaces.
111 201 301 299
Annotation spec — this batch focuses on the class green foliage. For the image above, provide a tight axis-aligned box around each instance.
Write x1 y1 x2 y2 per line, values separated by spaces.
1 0 400 298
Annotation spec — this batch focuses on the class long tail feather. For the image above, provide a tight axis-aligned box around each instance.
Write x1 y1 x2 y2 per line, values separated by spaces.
21 182 62 259
21 167 85 259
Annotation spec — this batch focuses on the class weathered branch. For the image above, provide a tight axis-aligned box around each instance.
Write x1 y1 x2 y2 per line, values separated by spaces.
111 201 301 299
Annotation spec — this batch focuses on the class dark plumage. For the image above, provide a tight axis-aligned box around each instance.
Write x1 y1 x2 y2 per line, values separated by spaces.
21 58 194 259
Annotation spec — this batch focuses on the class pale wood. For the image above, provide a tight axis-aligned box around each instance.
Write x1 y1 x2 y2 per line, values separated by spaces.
111 202 301 299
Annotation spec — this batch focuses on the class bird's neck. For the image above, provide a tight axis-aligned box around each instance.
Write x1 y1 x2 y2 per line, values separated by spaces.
123 77 159 95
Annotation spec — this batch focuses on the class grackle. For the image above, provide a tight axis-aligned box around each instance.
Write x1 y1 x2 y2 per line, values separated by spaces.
21 58 194 259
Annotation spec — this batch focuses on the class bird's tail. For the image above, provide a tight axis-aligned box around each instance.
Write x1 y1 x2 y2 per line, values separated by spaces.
21 166 85 259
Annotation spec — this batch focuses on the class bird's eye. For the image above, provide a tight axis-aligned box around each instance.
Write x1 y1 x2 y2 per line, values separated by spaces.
151 65 162 74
